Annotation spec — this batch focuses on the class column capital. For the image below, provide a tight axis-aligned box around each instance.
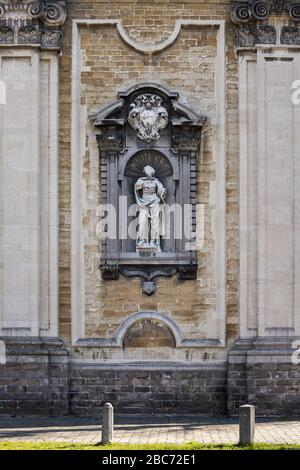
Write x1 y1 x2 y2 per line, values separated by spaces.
231 1 300 47
0 0 66 49
231 0 300 24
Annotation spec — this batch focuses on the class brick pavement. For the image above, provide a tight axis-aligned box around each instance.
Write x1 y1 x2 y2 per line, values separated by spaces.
0 416 300 445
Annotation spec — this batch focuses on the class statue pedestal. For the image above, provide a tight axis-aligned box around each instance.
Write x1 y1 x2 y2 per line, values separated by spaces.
136 244 161 256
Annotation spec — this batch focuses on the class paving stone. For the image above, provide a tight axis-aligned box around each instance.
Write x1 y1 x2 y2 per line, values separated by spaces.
0 416 299 445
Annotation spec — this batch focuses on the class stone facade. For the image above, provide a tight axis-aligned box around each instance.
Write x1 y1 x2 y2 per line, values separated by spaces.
0 0 299 417
69 365 227 416
0 338 69 416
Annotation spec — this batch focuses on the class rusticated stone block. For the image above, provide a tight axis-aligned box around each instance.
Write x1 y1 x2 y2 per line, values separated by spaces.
227 349 300 417
69 365 227 416
0 338 69 416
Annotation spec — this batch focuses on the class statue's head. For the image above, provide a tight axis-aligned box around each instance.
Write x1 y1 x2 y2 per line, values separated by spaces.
143 165 155 178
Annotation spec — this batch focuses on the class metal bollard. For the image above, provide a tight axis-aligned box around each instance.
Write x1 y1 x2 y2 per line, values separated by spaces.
101 402 114 443
239 404 255 445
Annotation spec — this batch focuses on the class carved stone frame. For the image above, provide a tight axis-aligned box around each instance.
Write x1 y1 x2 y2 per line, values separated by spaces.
90 83 206 292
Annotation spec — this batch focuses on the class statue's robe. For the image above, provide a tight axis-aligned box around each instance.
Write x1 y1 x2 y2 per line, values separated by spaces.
134 177 166 243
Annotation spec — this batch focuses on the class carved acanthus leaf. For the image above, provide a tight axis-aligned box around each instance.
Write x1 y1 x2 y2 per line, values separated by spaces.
281 24 300 43
0 1 66 48
234 23 276 47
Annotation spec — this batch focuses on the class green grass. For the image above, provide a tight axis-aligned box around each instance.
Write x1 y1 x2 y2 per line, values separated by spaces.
0 442 300 450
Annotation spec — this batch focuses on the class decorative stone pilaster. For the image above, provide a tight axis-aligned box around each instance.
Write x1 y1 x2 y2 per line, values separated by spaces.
0 0 66 49
231 0 300 47
230 1 300 389
0 1 66 337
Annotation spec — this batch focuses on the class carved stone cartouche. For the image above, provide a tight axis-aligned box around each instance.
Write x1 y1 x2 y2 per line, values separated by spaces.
128 93 168 143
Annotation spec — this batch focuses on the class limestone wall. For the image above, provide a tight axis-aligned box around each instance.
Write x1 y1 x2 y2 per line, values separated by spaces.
0 47 60 337
1 0 299 417
58 0 239 364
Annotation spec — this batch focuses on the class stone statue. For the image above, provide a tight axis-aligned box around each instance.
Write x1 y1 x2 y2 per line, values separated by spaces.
134 165 167 252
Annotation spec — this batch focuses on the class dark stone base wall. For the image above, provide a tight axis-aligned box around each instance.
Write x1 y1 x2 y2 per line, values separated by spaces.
227 361 248 415
69 366 227 416
228 362 300 416
0 337 299 417
247 363 300 416
0 338 69 416
227 339 300 417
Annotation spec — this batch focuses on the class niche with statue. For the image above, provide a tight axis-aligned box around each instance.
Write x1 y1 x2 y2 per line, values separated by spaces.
90 83 206 294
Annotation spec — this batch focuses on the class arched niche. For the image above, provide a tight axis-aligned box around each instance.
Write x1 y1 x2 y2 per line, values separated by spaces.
90 82 206 291
123 318 176 349
123 149 174 253
114 311 182 347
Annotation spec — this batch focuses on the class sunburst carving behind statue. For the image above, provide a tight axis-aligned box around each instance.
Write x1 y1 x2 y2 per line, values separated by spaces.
125 150 173 179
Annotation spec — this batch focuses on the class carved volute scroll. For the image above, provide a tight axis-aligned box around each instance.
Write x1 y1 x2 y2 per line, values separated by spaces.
231 0 300 47
0 1 66 49
90 83 206 294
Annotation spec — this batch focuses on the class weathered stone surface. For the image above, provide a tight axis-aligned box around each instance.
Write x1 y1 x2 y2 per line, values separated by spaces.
228 340 300 417
0 339 69 416
63 1 231 351
123 319 175 348
0 338 299 416
69 365 227 416
0 0 300 419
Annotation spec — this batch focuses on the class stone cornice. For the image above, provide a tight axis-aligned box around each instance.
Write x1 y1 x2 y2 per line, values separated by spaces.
0 1 66 49
231 0 300 24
